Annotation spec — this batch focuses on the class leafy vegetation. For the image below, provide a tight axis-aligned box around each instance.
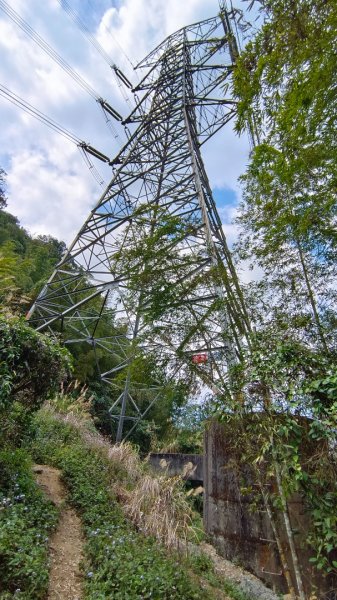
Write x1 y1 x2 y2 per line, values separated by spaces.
0 316 72 445
233 0 337 353
0 169 7 209
0 209 66 314
214 1 337 593
156 401 212 453
0 318 70 598
0 0 336 597
189 553 251 600
0 201 189 448
27 406 246 600
0 449 58 599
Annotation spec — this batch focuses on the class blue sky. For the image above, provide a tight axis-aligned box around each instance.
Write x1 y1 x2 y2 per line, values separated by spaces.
0 0 251 248
63 0 115 29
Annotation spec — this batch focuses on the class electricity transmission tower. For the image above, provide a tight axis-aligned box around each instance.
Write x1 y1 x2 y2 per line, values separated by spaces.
28 7 250 441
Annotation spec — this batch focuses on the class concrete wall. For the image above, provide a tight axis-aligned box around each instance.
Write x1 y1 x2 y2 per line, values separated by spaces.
148 429 335 596
203 420 335 598
148 453 203 481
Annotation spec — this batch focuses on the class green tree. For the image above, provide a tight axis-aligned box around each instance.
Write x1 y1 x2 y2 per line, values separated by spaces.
217 2 337 591
233 0 337 353
0 168 7 209
0 209 67 314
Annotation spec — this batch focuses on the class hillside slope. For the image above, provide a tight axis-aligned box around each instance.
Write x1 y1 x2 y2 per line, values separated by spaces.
1 400 260 600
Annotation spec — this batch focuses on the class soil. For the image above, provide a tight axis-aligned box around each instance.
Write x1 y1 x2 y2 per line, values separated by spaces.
199 542 280 600
33 465 84 600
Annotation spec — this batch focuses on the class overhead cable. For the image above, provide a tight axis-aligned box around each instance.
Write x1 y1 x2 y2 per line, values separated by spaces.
85 0 136 70
0 83 108 187
0 0 123 128
58 0 135 107
59 0 117 67
0 83 81 144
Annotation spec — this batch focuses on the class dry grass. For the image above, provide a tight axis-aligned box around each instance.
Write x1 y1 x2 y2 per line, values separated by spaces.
107 443 142 482
43 401 194 550
47 380 93 421
122 473 193 549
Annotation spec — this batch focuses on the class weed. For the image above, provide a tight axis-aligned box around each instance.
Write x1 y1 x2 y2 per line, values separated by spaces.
26 408 253 600
222 580 254 600
47 379 94 421
189 552 214 574
31 407 196 548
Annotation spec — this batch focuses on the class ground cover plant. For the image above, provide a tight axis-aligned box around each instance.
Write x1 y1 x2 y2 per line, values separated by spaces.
0 448 58 599
25 403 252 600
0 321 70 599
0 316 72 446
27 407 222 599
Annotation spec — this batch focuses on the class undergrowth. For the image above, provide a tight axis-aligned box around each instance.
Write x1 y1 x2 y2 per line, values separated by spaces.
38 402 196 549
0 448 58 599
0 404 251 600
189 554 251 600
28 409 218 599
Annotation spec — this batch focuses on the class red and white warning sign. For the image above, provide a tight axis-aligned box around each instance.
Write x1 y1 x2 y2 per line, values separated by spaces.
192 353 208 364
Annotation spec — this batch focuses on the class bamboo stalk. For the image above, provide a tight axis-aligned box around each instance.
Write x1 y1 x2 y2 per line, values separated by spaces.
295 238 328 354
273 455 306 600
259 479 297 598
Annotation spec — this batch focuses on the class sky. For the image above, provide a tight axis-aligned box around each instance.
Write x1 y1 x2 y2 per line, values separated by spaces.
0 0 252 258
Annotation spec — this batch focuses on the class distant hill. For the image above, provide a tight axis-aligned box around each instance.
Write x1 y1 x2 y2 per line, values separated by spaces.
0 209 66 313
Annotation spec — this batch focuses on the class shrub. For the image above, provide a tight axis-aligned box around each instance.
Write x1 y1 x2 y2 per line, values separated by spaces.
0 316 72 444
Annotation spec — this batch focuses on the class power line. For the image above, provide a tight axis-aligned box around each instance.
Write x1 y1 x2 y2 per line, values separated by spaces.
85 0 136 70
0 0 124 134
0 0 95 100
0 83 81 144
0 82 108 187
58 0 135 108
60 0 116 67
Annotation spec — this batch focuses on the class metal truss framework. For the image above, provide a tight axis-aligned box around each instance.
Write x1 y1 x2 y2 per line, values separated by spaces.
28 9 250 441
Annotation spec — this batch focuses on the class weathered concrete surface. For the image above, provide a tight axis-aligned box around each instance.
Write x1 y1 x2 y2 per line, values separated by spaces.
148 453 203 481
203 420 335 598
204 421 284 593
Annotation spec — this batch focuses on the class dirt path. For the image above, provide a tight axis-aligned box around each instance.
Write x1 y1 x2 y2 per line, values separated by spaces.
33 465 84 600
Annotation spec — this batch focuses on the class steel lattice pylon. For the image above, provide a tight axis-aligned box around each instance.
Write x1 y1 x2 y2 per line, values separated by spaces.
28 9 250 441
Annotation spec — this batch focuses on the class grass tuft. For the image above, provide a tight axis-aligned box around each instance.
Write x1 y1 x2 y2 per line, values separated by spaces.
123 473 192 548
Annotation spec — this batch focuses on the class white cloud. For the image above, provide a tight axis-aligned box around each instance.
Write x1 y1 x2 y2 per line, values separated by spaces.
0 0 250 246
7 143 97 241
96 0 216 68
